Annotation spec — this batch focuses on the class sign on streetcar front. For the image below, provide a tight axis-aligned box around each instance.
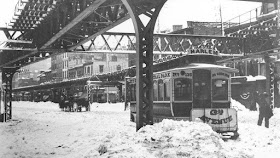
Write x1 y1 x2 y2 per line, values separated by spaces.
191 108 238 132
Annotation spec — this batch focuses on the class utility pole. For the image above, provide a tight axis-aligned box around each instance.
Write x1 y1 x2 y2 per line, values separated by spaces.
277 0 280 44
106 53 109 103
219 1 224 36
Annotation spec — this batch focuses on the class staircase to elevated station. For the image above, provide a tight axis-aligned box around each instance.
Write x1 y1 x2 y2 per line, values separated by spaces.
224 3 278 54
221 2 280 110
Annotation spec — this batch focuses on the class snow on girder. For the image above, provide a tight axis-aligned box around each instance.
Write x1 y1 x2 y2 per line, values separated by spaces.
232 0 275 2
4 39 32 44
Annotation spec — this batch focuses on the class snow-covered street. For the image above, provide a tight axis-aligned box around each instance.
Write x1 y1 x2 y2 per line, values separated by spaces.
1 100 280 158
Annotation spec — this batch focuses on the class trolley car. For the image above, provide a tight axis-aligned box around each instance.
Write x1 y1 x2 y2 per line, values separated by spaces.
129 58 239 138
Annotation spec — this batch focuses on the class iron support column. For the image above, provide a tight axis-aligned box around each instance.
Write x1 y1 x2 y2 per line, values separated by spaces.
121 0 167 130
264 55 275 109
1 67 17 122
124 77 131 111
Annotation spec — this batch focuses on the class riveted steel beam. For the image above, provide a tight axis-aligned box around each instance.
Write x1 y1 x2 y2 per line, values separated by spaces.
121 0 167 130
40 0 108 49
1 67 18 122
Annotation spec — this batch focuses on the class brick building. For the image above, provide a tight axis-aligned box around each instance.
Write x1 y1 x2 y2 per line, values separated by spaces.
49 52 129 83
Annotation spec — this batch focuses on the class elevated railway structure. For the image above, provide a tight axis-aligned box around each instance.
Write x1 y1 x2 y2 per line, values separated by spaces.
0 0 279 131
222 1 280 111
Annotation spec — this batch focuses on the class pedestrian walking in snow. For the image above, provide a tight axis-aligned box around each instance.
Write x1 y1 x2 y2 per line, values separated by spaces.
257 92 273 128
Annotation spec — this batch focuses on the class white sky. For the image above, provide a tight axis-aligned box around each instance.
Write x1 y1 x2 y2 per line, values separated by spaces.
0 0 262 40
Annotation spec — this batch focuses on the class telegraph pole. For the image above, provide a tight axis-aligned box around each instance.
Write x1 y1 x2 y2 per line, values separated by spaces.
219 1 224 36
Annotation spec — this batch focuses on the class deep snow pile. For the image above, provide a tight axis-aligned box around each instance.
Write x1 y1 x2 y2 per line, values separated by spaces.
231 98 249 112
97 119 251 158
1 101 280 158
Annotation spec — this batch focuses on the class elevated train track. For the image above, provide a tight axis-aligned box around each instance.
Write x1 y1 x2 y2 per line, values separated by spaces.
1 0 279 130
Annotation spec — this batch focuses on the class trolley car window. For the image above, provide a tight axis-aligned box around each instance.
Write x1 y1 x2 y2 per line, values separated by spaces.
174 78 192 101
131 84 136 101
212 79 228 100
164 79 171 101
158 79 164 101
153 80 158 101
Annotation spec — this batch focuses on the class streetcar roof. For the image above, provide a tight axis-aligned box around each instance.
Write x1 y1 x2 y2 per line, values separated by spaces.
155 63 238 74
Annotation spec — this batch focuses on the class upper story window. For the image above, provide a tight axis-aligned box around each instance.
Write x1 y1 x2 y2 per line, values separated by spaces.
117 65 121 71
87 67 90 74
99 65 104 73
111 55 117 62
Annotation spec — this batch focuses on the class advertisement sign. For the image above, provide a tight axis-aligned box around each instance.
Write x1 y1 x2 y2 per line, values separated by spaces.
211 69 230 79
191 108 238 132
172 70 192 79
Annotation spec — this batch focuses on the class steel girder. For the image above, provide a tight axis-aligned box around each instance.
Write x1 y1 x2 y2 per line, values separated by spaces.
234 0 276 2
73 32 244 57
0 0 129 68
1 67 17 122
121 0 166 130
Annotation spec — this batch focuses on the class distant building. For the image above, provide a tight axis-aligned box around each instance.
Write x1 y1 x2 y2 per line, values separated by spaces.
261 3 275 14
172 21 223 35
12 59 51 88
12 68 39 88
49 52 129 83
172 25 183 32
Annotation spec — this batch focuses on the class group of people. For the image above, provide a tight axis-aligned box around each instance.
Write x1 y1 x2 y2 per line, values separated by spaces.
256 91 274 128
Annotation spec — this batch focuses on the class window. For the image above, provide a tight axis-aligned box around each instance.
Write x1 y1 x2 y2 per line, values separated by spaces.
158 79 164 101
153 80 158 101
174 78 192 101
87 67 90 74
99 65 104 73
111 55 117 62
117 65 121 71
164 79 171 101
131 84 136 101
212 79 228 100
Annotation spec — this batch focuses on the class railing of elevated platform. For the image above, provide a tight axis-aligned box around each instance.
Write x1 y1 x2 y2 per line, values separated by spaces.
224 5 275 29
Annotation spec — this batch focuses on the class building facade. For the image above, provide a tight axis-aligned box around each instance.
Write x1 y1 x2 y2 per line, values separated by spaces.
49 52 129 82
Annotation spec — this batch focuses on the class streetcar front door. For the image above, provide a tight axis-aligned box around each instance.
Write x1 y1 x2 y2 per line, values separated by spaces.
193 69 211 108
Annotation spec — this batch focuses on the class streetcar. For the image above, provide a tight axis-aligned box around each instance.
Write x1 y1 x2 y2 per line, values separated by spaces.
128 59 239 138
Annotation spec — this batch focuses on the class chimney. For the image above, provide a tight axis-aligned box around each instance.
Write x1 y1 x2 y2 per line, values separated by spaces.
172 25 183 32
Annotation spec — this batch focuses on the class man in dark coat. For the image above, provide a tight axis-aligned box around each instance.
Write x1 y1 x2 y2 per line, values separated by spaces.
257 92 273 128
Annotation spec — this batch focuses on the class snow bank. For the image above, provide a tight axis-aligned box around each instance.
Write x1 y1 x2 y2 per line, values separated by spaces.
2 101 280 158
12 101 60 111
96 119 251 158
90 102 126 112
231 98 249 111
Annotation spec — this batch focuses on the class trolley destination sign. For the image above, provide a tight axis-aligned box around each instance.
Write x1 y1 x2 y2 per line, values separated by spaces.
191 108 238 132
